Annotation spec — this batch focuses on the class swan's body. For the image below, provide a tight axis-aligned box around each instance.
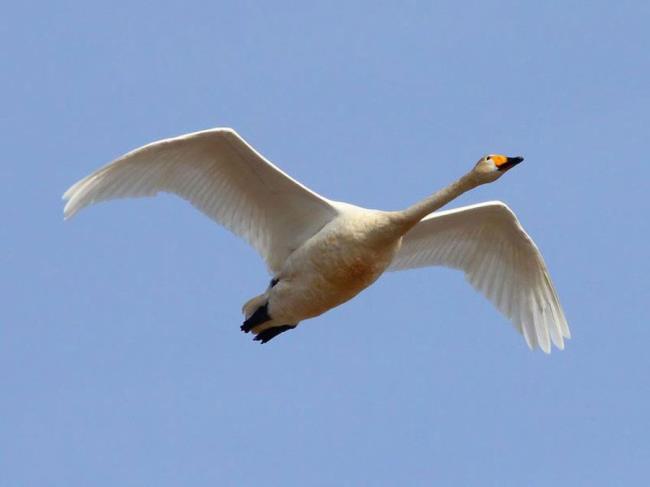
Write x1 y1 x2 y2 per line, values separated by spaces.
243 205 402 329
63 128 570 352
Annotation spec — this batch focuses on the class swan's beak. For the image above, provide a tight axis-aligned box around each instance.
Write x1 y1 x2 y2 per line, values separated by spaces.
496 156 524 172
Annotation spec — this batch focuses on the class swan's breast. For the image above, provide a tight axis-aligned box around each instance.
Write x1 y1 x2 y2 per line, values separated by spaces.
276 210 401 319
312 229 394 289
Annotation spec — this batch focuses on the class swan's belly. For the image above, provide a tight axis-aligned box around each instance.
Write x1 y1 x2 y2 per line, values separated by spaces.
268 214 401 324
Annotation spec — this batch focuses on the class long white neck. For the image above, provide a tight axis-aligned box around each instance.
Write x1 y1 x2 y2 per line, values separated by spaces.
397 171 481 230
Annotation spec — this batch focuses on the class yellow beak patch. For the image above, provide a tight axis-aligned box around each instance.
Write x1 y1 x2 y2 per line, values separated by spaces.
491 155 507 167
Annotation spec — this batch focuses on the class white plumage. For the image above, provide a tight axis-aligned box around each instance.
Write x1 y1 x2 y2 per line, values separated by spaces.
63 127 569 351
63 128 336 274
389 202 569 351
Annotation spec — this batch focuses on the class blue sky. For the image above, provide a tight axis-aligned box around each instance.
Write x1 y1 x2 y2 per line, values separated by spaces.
3 1 649 485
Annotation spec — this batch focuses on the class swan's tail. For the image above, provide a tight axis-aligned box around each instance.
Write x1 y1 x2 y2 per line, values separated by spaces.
242 293 267 319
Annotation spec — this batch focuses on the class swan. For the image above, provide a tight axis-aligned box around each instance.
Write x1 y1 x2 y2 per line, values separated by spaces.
63 128 569 352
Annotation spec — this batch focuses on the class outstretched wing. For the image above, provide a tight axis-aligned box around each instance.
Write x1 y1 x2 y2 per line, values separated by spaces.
63 128 338 273
389 201 569 353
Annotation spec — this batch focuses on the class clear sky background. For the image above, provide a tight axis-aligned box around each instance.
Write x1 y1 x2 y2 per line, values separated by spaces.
3 1 649 485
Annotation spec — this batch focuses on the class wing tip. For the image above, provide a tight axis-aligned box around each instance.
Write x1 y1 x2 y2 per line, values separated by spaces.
62 201 76 220
62 187 78 219
62 177 87 218
562 322 572 339
533 329 569 354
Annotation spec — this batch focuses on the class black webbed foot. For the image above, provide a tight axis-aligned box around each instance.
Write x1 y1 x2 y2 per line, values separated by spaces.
241 303 270 333
253 325 296 344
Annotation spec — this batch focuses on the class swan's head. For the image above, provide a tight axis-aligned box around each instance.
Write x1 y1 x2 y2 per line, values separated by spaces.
474 154 524 182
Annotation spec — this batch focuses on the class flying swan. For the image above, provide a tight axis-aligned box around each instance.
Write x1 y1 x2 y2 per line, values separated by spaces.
63 128 569 352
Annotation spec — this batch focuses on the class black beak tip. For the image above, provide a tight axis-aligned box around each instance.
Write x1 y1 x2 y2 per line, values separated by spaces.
498 156 525 172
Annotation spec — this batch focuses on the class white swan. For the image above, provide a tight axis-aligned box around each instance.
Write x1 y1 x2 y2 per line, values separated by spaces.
63 128 569 352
